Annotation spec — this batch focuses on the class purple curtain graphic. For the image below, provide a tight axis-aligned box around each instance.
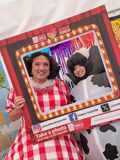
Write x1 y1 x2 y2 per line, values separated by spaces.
50 37 83 79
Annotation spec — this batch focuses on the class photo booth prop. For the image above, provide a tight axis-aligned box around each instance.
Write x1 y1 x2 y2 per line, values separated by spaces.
0 5 120 143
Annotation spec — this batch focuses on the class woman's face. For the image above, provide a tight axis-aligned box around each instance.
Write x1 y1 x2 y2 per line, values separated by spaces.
73 64 86 78
31 55 50 83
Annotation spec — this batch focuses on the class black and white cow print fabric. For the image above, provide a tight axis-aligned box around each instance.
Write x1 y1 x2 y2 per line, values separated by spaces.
75 121 120 160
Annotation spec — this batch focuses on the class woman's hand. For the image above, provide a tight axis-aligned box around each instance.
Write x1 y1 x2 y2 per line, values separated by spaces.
9 96 25 121
14 96 25 109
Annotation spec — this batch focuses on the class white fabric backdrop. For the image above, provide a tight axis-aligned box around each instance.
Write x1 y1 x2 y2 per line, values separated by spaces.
0 0 120 40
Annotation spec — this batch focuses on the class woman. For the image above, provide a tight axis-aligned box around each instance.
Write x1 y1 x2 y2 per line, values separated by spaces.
5 52 84 160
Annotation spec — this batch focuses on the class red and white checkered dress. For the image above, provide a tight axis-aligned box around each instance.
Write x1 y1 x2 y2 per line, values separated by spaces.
5 79 83 160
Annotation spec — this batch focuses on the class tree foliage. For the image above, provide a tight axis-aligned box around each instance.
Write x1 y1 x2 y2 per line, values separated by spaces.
0 71 9 91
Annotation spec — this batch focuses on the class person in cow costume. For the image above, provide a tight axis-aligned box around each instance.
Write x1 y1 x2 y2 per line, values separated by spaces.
67 45 120 160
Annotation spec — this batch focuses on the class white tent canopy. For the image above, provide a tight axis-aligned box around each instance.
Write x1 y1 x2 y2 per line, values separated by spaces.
0 0 120 40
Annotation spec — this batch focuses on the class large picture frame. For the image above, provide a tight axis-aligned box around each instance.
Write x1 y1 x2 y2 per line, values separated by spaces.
1 5 120 143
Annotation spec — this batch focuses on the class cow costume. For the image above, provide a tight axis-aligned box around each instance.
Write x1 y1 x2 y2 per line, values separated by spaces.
66 45 120 160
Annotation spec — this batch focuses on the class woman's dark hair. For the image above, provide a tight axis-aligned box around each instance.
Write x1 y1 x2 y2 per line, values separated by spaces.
23 51 60 79
67 52 93 84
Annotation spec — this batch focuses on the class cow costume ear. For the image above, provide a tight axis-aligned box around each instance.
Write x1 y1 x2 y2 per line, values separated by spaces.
87 45 111 87
87 45 105 74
